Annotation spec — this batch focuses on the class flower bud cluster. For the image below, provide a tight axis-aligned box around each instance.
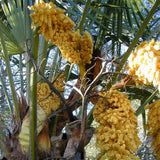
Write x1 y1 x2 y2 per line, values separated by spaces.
58 30 93 65
93 89 141 160
19 75 64 152
29 0 93 65
145 99 160 159
37 75 65 115
29 1 75 41
127 39 160 89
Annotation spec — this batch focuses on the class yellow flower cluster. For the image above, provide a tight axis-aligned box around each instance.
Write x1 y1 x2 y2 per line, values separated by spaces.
145 99 160 159
29 1 93 65
58 30 93 65
127 39 160 89
19 75 64 152
93 89 141 160
37 76 65 115
29 0 75 42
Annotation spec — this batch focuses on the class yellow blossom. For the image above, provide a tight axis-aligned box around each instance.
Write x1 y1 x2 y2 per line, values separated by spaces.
145 99 160 159
37 76 65 115
93 89 141 160
127 39 160 90
29 0 75 42
57 30 93 65
29 1 93 79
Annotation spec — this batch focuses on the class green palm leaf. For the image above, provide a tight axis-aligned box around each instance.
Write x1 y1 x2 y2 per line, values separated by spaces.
0 0 28 55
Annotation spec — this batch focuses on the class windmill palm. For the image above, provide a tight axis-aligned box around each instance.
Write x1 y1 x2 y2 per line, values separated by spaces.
0 0 160 160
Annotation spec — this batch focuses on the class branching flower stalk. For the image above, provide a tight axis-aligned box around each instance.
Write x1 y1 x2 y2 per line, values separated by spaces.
77 61 107 152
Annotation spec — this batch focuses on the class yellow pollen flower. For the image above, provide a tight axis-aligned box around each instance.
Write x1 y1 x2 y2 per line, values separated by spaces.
93 89 141 160
37 76 65 115
29 0 75 42
29 1 93 80
145 99 160 159
57 30 93 65
127 39 160 90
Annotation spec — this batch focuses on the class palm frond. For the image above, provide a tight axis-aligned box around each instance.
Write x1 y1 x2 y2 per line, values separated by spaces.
135 89 159 116
0 31 19 119
0 0 27 55
0 19 23 54
0 74 13 113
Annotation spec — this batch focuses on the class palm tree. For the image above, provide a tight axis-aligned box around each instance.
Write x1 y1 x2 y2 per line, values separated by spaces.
0 0 160 160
